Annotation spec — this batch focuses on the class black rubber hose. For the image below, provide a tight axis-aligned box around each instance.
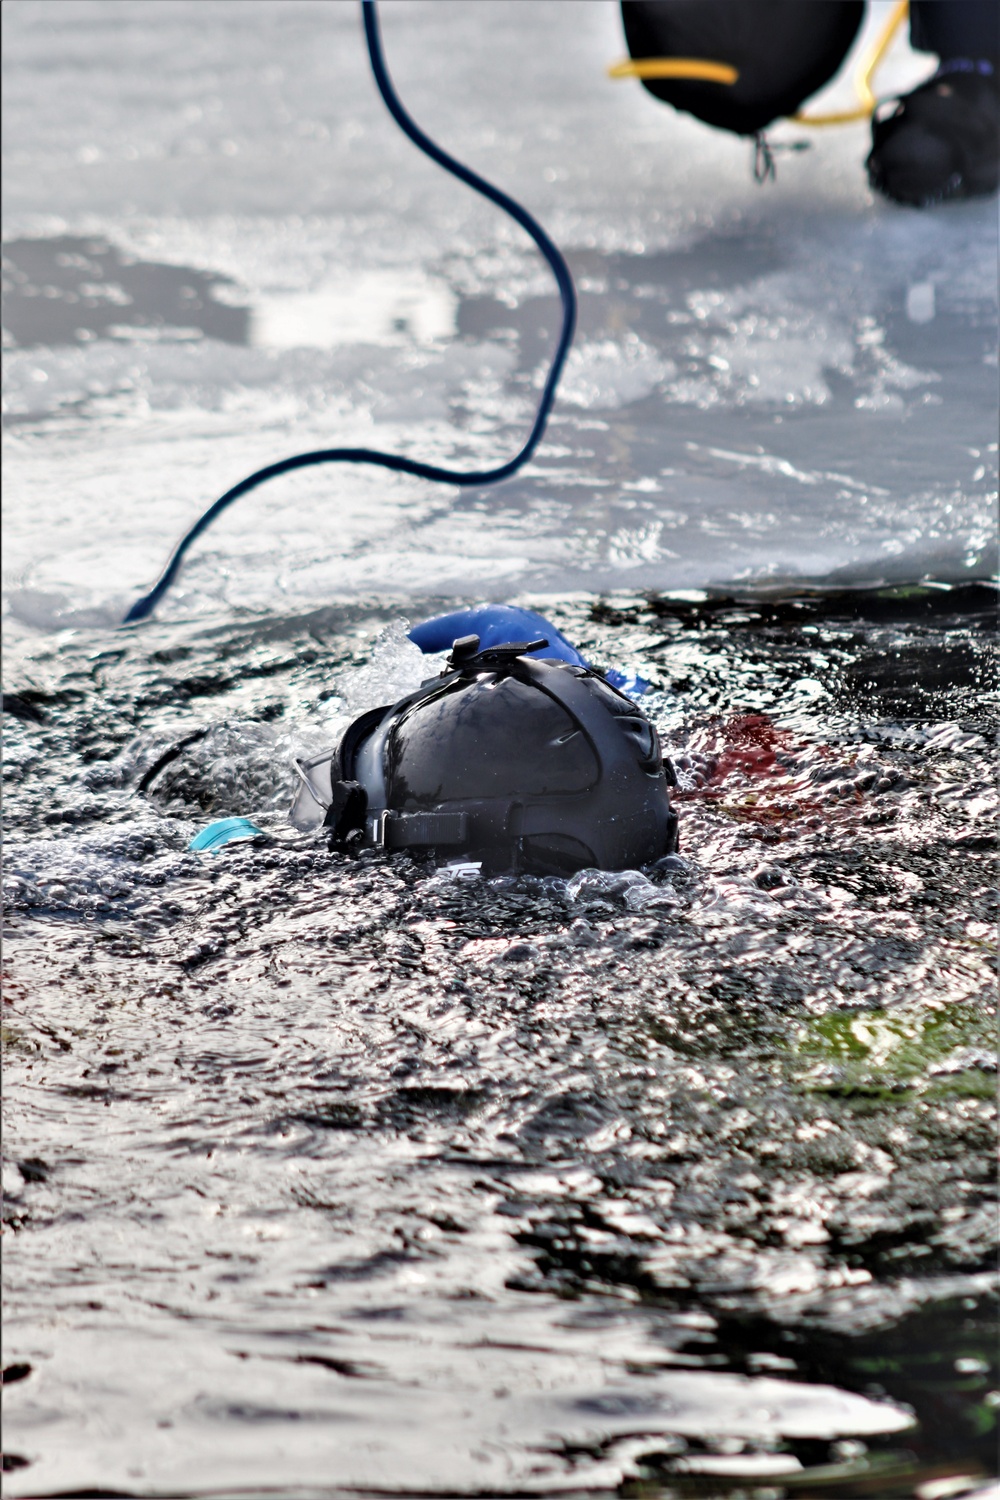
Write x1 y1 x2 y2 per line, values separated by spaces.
123 0 577 624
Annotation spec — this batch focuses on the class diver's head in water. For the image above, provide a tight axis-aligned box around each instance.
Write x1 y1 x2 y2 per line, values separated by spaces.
292 635 678 876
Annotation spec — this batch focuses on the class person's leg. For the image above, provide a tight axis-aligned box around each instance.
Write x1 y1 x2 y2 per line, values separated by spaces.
909 1 999 65
867 1 998 206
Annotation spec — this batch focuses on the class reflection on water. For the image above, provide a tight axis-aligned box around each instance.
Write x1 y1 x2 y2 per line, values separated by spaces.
1 236 250 349
2 237 458 355
2 585 996 1496
252 270 457 349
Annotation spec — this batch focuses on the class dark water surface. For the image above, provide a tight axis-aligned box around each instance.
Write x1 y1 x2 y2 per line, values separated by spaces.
3 583 996 1498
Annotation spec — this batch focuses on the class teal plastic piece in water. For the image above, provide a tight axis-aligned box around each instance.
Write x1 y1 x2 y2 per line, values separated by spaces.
189 817 264 853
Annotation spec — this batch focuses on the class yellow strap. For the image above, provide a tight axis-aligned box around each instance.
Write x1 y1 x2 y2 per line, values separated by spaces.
608 57 739 85
607 0 908 128
792 0 908 126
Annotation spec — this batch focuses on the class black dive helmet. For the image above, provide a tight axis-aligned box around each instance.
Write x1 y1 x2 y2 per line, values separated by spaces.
292 635 679 875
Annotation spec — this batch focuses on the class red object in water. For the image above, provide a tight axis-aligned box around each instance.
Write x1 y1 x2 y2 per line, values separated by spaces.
711 712 792 780
672 711 838 830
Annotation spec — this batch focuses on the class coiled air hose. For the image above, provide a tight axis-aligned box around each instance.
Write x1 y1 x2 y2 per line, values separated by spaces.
124 0 577 624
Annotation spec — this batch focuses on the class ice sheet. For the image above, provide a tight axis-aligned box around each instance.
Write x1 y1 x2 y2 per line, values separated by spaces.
2 0 996 629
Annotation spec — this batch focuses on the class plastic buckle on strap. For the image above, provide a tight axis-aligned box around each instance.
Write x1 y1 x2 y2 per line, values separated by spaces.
448 635 549 671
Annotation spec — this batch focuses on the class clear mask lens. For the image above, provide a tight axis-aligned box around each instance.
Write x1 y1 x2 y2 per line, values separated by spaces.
290 752 335 831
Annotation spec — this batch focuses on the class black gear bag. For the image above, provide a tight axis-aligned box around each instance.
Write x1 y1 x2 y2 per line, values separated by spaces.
620 0 865 136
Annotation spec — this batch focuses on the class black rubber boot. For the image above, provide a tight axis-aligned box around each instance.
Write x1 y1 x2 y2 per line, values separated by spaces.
867 64 999 206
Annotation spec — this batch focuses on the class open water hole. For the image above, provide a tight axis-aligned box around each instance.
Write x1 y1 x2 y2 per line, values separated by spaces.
2 584 997 1498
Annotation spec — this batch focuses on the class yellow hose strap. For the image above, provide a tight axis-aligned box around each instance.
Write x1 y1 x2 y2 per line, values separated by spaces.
608 58 739 85
792 0 908 126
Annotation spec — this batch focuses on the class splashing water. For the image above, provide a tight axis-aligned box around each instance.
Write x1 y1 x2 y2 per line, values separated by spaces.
3 586 996 1495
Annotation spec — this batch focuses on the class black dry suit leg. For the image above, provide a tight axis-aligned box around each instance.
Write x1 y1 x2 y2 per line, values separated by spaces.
908 0 1000 65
